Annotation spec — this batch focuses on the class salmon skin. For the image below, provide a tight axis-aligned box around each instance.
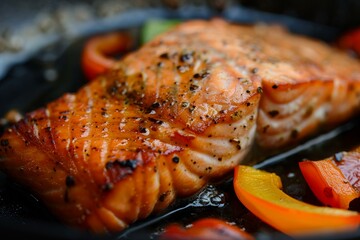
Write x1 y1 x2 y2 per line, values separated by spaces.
0 19 360 232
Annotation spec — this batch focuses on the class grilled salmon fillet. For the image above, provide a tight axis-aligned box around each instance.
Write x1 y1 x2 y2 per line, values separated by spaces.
0 19 360 232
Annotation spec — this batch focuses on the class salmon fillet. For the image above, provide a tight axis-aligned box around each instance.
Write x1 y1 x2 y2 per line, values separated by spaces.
0 19 360 232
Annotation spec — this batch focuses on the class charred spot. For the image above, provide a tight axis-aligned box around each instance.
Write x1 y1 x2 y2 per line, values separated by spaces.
139 127 148 134
193 73 201 79
272 84 278 89
148 118 163 125
65 175 75 187
246 90 251 94
105 159 141 183
106 159 138 171
246 102 251 107
334 152 344 162
44 126 52 132
151 102 161 109
172 156 180 164
257 87 263 93
268 110 279 117
159 53 169 59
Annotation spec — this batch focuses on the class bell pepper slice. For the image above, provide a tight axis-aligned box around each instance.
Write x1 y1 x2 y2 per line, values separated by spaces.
161 218 254 240
141 19 180 44
81 32 132 81
233 165 360 236
338 27 360 56
299 159 360 209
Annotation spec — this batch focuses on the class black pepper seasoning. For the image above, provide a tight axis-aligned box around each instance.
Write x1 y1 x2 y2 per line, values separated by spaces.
172 156 180 163
65 175 75 187
160 53 169 59
268 110 279 117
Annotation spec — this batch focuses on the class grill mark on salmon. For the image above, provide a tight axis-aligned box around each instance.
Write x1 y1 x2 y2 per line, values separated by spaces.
1 19 360 232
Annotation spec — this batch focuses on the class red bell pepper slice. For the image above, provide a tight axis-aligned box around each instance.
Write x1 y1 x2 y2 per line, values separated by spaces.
161 218 254 240
81 32 132 81
338 28 360 56
299 151 360 209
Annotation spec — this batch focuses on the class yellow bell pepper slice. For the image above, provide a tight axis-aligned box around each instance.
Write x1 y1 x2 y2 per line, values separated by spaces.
233 165 360 236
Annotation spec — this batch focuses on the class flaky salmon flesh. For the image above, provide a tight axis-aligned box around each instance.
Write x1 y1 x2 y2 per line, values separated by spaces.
1 19 360 232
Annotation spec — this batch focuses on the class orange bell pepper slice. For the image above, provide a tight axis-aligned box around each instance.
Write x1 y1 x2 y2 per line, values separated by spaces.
233 165 360 236
161 218 254 240
299 159 360 209
81 32 132 81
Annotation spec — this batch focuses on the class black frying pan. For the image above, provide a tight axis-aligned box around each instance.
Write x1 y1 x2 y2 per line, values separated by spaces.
0 1 360 239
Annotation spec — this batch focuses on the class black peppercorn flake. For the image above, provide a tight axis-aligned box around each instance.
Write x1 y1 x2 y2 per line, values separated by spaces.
65 175 75 187
268 110 279 117
180 52 193 63
172 156 180 163
151 102 161 109
139 127 148 133
193 73 201 79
